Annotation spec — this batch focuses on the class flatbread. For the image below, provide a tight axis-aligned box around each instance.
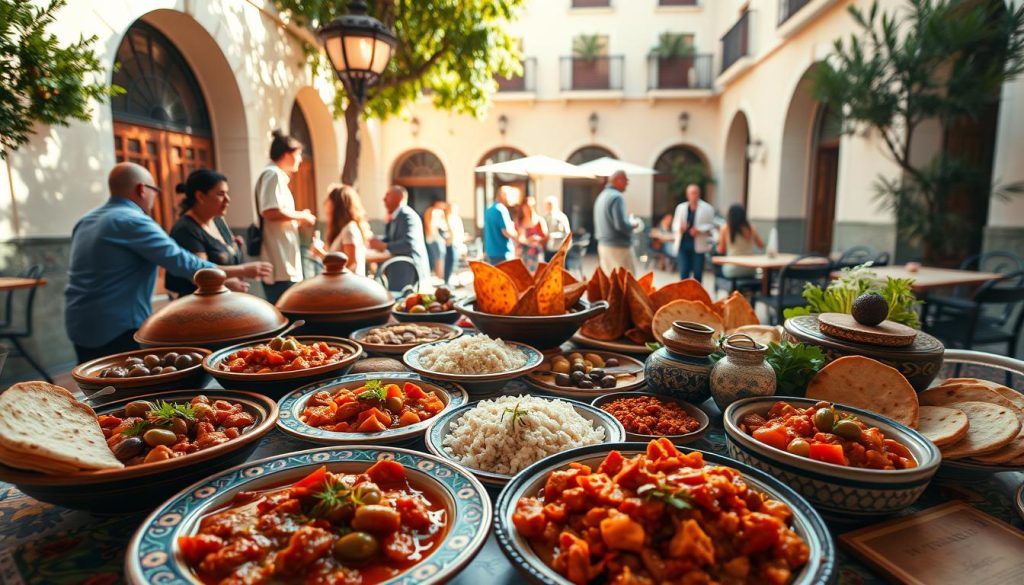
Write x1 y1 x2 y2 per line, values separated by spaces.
970 428 1024 464
918 384 1022 424
652 299 724 343
939 378 1024 411
939 401 1021 459
805 356 919 428
624 275 655 333
564 282 587 309
469 261 518 315
0 382 123 472
719 292 760 331
650 279 712 311
729 325 782 346
916 406 969 447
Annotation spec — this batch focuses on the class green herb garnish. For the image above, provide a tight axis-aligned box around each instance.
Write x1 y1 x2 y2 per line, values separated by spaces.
783 263 921 328
148 401 196 425
121 420 150 437
638 482 693 510
645 342 663 351
310 478 375 518
357 379 386 401
500 402 530 431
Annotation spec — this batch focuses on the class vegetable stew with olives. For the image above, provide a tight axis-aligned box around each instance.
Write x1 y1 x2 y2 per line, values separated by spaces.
97 351 205 378
300 380 445 433
740 401 917 470
97 396 255 466
178 460 447 584
220 337 348 374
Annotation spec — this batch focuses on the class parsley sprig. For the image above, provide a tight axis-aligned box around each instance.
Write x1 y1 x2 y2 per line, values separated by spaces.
500 402 530 432
638 482 693 510
149 401 196 424
310 477 376 519
357 379 386 401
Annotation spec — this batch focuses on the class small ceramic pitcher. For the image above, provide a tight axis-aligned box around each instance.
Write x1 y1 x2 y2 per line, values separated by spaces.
710 333 776 411
644 321 717 404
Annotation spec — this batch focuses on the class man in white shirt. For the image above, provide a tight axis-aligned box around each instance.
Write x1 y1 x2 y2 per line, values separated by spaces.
542 195 571 262
671 184 716 282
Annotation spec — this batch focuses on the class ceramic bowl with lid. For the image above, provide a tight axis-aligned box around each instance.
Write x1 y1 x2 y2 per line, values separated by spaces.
275 252 393 335
135 268 288 349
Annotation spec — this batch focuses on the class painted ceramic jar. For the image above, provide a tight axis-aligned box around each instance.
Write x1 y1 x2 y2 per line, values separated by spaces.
710 333 776 411
644 321 716 404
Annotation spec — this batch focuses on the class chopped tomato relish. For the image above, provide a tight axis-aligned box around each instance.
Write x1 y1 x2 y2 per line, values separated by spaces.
300 381 445 433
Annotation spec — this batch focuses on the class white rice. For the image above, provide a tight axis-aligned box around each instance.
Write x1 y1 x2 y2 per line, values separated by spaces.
415 335 527 374
442 395 605 475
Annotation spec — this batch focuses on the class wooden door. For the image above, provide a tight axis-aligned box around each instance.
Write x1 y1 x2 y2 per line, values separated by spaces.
290 159 317 215
808 145 839 255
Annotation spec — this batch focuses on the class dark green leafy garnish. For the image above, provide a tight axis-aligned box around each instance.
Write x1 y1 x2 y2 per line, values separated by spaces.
148 401 196 425
357 379 386 401
310 478 375 519
121 420 150 437
638 482 693 510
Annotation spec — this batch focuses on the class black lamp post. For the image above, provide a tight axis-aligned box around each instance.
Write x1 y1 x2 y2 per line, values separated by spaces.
318 1 397 105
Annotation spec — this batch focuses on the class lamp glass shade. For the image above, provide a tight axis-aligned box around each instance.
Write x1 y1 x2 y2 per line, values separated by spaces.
324 34 392 76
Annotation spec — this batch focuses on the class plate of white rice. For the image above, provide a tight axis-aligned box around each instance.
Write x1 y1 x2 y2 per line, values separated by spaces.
402 335 543 393
424 394 625 486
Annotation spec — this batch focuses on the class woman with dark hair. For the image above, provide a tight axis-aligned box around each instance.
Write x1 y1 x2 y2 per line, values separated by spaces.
310 184 370 276
257 129 317 303
167 169 272 295
716 203 764 279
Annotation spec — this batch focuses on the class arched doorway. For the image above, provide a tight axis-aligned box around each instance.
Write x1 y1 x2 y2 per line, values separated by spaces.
722 111 751 211
392 149 446 218
807 103 842 254
778 66 820 252
289 102 317 214
111 20 213 231
652 145 711 227
564 146 615 248
475 147 527 229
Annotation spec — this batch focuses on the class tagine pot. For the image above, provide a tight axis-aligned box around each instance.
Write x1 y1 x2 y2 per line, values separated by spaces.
710 333 776 411
644 321 716 404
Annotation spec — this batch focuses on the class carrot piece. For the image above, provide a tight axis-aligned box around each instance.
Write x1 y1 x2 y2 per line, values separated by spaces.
404 382 426 400
398 411 421 427
367 459 407 484
753 425 792 452
356 416 388 433
385 384 403 400
808 443 847 466
599 512 646 552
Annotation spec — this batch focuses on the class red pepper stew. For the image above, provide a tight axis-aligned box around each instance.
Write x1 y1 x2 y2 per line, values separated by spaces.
221 337 347 374
740 401 917 470
300 381 445 432
512 438 810 585
179 460 447 585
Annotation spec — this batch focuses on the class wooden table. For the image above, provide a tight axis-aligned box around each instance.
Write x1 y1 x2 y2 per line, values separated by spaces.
712 254 828 295
835 265 1005 293
0 277 47 292
365 250 393 265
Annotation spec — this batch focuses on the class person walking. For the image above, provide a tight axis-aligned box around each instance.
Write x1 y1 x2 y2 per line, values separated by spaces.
541 195 571 262
423 198 447 281
672 183 716 282
593 170 639 273
518 196 548 272
717 203 764 279
483 185 519 265
256 130 316 304
369 186 430 291
443 202 465 285
310 184 371 276
167 169 272 296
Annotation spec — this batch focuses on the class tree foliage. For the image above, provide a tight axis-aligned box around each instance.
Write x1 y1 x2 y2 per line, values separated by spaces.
0 0 120 158
811 0 1024 261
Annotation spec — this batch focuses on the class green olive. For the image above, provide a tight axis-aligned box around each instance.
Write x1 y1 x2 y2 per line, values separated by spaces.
192 402 214 420
813 408 836 433
351 505 401 533
170 417 189 436
124 400 156 418
357 484 382 505
142 428 178 447
333 531 379 562
385 396 404 413
787 438 811 457
282 339 300 351
833 419 863 441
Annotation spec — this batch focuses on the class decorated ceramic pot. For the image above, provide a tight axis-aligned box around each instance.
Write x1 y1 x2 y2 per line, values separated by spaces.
710 333 776 411
644 321 716 404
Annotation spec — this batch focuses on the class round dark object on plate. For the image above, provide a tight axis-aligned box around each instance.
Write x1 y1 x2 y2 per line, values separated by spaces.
126 357 144 366
570 371 585 383
590 368 605 378
851 293 889 327
161 366 177 374
555 373 572 387
605 358 619 367
578 379 594 389
435 287 451 303
143 354 161 369
112 437 145 461
162 352 180 367
601 375 617 388
151 366 163 375
127 366 150 378
189 352 205 363
174 354 194 369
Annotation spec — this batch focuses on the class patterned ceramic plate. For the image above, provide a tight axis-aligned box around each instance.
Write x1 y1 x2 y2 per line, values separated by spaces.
350 322 463 356
570 333 651 355
525 350 645 398
277 373 469 445
1017 482 1024 521
403 337 544 394
126 445 491 585
494 443 836 585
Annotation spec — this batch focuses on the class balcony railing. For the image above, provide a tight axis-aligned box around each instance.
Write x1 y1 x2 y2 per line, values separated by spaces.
659 0 699 5
721 11 751 74
496 57 536 92
647 54 713 90
560 56 624 91
778 0 811 25
572 0 610 7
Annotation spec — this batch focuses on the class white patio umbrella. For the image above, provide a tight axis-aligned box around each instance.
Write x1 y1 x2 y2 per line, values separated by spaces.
576 156 657 177
474 154 596 178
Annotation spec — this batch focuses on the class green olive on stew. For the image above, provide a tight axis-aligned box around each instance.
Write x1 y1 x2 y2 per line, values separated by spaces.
142 428 177 447
333 531 379 561
813 408 835 433
356 484 382 506
192 402 214 419
385 396 404 413
787 438 811 457
833 419 863 440
124 400 156 418
350 505 402 533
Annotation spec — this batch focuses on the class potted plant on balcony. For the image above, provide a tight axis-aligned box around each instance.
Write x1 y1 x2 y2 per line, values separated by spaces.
653 33 696 89
572 34 609 89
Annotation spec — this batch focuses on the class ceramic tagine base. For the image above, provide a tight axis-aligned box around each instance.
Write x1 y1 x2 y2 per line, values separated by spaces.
645 321 716 404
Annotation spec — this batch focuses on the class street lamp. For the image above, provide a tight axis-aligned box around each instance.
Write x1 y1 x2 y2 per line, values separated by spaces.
318 0 397 105
498 114 509 136
678 111 690 133
588 112 599 135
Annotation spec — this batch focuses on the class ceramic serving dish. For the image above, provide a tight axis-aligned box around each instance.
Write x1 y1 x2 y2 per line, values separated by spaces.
350 322 463 356
0 389 277 512
276 373 469 445
525 350 645 398
393 307 461 324
493 442 836 585
125 445 491 585
423 397 625 488
203 335 362 397
71 346 211 395
591 391 709 443
723 396 941 520
455 297 609 350
569 333 651 355
402 337 544 394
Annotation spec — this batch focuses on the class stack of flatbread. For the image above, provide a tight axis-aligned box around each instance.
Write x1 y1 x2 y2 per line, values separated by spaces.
917 378 1024 465
0 381 123 473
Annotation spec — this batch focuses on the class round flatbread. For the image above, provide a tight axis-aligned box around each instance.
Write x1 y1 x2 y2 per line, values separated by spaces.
652 299 724 344
916 406 969 447
919 384 1022 424
939 401 1021 460
941 379 1024 411
970 428 1024 465
805 355 919 428
728 325 782 346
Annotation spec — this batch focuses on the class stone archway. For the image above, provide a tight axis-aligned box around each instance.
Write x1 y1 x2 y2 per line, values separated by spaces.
474 146 527 228
392 149 447 218
777 65 821 252
563 145 616 247
722 111 751 212
652 144 712 226
292 87 341 219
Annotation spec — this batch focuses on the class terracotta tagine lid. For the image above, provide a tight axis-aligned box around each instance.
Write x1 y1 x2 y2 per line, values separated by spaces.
135 268 288 347
276 252 393 316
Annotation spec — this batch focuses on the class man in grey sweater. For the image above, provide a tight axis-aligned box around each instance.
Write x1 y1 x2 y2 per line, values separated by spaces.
593 170 639 273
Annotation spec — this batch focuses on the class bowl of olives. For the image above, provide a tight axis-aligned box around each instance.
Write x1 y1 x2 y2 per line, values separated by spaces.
72 346 211 396
525 350 646 399
392 287 460 324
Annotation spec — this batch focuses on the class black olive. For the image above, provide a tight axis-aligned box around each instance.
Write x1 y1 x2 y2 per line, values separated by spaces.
590 368 605 378
578 379 595 389
605 358 619 367
601 375 617 388
112 437 144 461
554 373 572 386
570 371 585 383
174 354 193 369
162 352 180 367
127 366 150 377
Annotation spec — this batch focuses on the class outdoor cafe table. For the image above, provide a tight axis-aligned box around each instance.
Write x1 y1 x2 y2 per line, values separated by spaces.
712 253 829 295
1 374 1021 584
0 277 47 292
850 265 1006 293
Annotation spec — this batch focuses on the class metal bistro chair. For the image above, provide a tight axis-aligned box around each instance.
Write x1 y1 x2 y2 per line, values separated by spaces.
835 246 876 270
375 256 422 298
567 232 591 280
873 251 891 267
0 265 52 382
755 255 833 325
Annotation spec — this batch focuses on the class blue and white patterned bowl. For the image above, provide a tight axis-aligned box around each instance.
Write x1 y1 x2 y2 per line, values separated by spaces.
403 336 544 394
494 442 837 585
723 396 941 521
125 445 491 585
277 372 469 445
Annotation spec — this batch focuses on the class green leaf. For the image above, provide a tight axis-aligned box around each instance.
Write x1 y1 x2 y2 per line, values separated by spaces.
764 341 827 397
357 379 387 401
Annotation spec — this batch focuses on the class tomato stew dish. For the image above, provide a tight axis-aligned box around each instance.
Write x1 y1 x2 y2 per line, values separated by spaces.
740 401 917 470
99 396 255 466
300 380 445 433
512 438 810 585
599 395 702 436
220 337 349 374
178 460 447 584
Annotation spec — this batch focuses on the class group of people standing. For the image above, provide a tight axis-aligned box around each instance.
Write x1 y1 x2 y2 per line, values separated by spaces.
482 185 571 269
423 199 467 285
